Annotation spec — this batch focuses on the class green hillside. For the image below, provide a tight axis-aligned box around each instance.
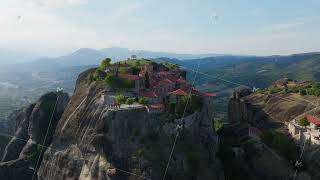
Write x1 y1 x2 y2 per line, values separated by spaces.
204 54 320 89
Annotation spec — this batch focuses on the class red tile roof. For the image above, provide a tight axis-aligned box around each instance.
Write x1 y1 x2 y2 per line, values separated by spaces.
148 104 164 109
143 92 159 98
176 77 187 83
159 78 174 84
168 89 188 96
190 88 216 97
158 71 172 76
202 92 217 97
306 115 320 125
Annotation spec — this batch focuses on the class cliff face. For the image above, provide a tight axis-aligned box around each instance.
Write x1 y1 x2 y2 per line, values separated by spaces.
228 89 315 130
227 88 320 180
0 92 69 180
37 69 224 180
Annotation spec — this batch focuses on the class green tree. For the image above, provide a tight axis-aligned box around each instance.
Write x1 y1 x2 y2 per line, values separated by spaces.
100 58 111 70
261 130 274 145
115 94 126 104
169 103 176 114
298 117 309 127
93 68 106 81
191 95 203 111
300 89 307 96
121 79 135 89
104 74 116 87
175 96 189 117
175 95 203 118
138 97 147 105
126 98 134 106
119 67 127 74
131 66 140 75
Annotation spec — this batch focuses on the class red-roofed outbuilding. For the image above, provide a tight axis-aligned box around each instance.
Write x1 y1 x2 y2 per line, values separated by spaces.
159 78 174 84
143 92 159 98
168 89 189 96
176 77 187 83
306 115 320 126
148 104 164 109
201 92 217 97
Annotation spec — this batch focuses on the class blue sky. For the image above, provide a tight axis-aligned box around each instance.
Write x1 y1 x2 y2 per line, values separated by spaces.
0 0 319 56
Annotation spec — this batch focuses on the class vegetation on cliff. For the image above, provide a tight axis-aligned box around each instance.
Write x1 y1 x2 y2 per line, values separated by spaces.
174 95 203 118
255 79 320 97
261 131 299 162
297 117 310 127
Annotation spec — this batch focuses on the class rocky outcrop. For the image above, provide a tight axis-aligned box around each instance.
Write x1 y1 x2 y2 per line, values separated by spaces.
0 159 35 180
1 104 36 162
0 107 34 158
0 92 69 180
228 87 314 130
227 87 320 180
37 69 224 180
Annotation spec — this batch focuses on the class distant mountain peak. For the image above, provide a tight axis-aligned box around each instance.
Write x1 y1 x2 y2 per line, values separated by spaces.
72 48 102 55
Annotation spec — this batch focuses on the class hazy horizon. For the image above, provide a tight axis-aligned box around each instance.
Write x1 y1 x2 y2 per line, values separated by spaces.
1 46 320 65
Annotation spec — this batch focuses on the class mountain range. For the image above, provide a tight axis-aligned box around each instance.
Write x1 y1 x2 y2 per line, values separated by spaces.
0 47 227 70
0 47 320 120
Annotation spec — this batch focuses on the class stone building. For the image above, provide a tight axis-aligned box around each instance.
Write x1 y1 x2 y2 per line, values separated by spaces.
288 115 320 145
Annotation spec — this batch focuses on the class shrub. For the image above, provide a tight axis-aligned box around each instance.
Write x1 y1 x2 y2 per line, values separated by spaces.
126 98 134 105
89 73 96 82
297 117 309 127
115 94 126 104
300 89 307 96
138 97 147 105
269 87 282 94
137 149 145 157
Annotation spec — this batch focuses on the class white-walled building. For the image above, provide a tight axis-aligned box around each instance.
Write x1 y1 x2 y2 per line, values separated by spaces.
288 115 320 145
